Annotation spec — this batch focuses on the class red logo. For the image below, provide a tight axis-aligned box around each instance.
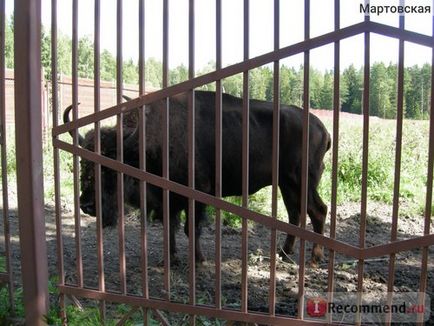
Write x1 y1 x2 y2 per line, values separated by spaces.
306 297 327 317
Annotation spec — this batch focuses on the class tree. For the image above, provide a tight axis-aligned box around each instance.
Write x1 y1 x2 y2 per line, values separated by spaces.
341 64 363 114
318 70 334 109
77 36 94 79
222 73 243 97
4 15 14 69
100 49 116 81
249 66 272 101
386 63 398 116
57 33 73 76
123 58 138 84
370 62 393 118
145 57 163 88
309 68 323 109
405 64 432 119
280 65 303 107
169 64 188 86
41 26 52 79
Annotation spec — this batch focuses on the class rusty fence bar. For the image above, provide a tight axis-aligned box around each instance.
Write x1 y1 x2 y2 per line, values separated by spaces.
138 0 149 310
357 13 371 323
60 284 326 326
0 0 14 314
269 0 280 316
417 14 434 323
326 0 340 322
241 0 250 315
214 0 223 311
116 0 127 296
297 0 310 319
71 0 83 288
162 0 171 299
385 11 405 325
14 0 48 324
51 0 67 323
94 0 106 320
187 0 196 324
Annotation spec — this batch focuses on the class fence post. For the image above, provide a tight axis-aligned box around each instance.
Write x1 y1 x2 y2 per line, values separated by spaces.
13 0 49 324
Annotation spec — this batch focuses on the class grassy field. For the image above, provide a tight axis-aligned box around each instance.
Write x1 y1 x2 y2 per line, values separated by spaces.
319 116 431 216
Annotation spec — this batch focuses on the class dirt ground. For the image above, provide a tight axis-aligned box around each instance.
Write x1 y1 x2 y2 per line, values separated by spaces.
1 196 433 324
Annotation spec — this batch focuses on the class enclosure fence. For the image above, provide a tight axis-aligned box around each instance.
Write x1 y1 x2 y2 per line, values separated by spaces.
0 0 433 325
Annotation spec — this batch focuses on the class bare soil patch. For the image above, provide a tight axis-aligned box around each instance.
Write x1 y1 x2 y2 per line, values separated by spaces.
1 200 433 324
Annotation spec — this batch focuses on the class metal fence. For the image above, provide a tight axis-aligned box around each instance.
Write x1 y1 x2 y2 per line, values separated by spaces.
1 0 434 325
0 0 14 317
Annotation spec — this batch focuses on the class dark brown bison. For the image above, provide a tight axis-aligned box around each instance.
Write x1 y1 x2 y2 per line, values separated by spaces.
64 90 331 264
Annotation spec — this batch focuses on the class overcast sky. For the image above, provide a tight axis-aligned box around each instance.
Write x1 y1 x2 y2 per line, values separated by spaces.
5 0 433 71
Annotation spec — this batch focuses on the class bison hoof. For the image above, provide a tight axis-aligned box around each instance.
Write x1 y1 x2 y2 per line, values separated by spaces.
307 259 320 268
311 245 324 265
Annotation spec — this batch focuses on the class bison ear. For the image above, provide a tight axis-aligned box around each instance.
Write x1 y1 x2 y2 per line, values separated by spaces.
63 103 85 146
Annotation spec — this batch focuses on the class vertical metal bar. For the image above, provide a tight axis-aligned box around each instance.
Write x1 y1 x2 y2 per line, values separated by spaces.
214 0 222 310
416 14 434 324
357 9 370 325
241 0 249 314
326 1 340 322
386 10 405 326
162 0 171 300
269 0 279 317
71 0 83 288
116 0 127 296
297 0 310 319
51 0 65 322
188 1 196 324
0 0 14 314
94 0 106 320
138 0 149 302
13 0 49 323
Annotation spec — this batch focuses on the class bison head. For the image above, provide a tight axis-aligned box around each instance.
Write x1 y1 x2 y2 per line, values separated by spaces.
63 103 140 227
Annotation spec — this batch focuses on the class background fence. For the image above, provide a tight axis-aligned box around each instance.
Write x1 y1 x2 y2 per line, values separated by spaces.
1 68 155 131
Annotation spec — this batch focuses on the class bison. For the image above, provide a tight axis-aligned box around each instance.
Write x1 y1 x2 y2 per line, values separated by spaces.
64 90 331 265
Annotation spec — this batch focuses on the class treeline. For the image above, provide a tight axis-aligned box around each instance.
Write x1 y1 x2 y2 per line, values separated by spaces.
3 17 431 119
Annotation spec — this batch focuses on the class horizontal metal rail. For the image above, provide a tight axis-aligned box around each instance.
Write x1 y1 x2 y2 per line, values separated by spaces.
54 138 434 260
59 285 326 325
53 20 433 139
54 137 360 257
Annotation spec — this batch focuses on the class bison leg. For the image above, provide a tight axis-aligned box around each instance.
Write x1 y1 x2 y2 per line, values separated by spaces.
183 202 206 263
279 183 301 261
168 197 183 265
307 187 327 265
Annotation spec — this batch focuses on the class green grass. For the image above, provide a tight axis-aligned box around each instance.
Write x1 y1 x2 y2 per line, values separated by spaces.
0 256 5 273
319 118 432 216
0 277 159 325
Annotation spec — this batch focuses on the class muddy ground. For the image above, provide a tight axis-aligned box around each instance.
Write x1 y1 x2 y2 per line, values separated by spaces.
1 197 433 324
